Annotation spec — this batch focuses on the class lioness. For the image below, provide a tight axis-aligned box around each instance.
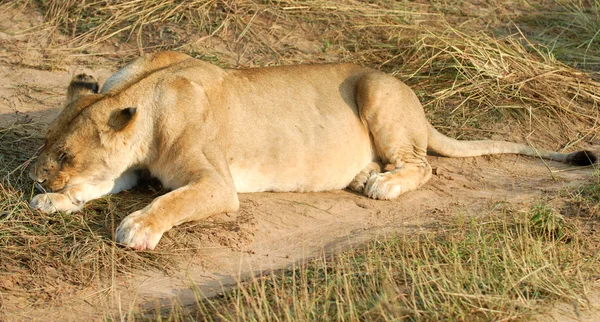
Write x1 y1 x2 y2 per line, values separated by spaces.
29 51 595 250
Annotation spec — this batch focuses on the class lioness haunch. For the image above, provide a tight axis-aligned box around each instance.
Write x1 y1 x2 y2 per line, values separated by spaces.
29 51 596 250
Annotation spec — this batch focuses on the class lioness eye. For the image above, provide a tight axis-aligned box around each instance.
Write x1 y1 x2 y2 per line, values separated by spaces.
58 152 67 162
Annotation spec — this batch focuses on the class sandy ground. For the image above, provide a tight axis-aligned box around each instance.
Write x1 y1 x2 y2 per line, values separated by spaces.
1 6 599 321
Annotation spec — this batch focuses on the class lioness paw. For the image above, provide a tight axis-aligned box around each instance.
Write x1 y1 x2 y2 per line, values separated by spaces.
30 193 81 214
349 162 383 194
364 173 402 200
116 210 163 250
348 172 369 193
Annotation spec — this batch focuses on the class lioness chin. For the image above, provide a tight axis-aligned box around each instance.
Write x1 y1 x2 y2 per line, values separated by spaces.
29 51 596 250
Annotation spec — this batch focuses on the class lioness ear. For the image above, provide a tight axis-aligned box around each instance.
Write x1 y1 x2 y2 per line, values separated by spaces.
108 107 137 131
67 73 99 102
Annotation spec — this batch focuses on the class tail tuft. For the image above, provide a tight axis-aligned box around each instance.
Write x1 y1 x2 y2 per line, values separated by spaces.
566 150 597 166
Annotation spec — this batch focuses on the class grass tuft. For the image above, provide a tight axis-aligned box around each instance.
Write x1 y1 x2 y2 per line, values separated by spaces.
568 170 600 219
529 202 566 240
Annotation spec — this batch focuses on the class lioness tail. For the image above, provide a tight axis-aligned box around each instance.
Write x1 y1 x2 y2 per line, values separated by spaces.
426 124 596 166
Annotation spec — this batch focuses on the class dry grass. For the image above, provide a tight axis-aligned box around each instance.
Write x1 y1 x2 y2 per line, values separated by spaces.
390 25 600 142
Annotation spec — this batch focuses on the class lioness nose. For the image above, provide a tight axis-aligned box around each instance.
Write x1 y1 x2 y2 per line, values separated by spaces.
29 166 47 183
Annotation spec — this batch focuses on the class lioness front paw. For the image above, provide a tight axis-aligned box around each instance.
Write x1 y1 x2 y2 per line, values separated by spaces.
116 210 164 250
30 193 81 214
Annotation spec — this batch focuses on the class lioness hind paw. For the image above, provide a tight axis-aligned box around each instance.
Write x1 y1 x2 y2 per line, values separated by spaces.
347 177 367 193
348 170 377 193
348 164 382 193
364 173 402 200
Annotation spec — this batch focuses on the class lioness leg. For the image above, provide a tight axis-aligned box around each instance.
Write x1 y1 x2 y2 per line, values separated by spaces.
115 170 239 250
356 72 433 200
113 75 240 250
30 170 139 213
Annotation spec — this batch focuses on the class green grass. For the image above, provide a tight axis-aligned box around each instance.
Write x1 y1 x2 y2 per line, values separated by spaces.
516 0 600 72
142 203 598 321
567 171 600 219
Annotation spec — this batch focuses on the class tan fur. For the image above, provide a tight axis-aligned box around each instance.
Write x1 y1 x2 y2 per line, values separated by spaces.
29 51 592 250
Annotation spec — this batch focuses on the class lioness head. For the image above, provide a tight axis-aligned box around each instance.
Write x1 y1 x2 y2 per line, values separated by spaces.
30 74 138 191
